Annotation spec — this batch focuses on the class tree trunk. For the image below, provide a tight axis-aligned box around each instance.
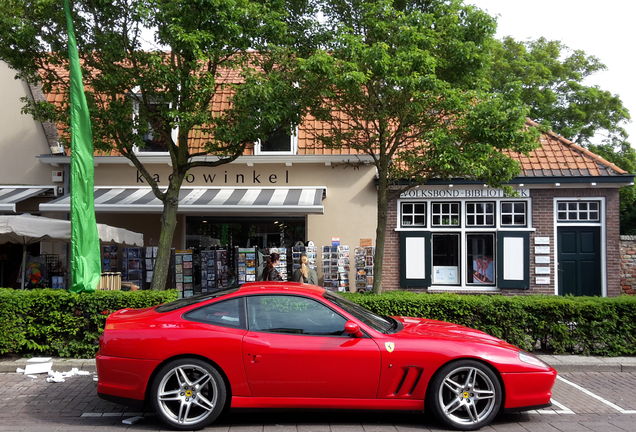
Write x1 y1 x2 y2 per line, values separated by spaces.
372 171 389 294
150 175 183 290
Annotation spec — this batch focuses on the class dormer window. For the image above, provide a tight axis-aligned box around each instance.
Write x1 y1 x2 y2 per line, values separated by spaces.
132 92 178 154
254 126 298 155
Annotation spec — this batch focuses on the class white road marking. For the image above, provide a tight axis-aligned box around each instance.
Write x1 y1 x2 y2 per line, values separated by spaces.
557 375 636 414
529 398 575 415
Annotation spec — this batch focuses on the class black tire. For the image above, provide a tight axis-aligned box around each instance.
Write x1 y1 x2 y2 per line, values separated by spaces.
427 360 502 431
150 358 226 430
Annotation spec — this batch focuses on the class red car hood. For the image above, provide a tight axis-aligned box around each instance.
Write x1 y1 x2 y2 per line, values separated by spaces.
394 316 519 349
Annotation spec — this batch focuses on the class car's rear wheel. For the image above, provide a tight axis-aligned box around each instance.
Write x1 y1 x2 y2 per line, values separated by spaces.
428 360 502 431
151 358 226 430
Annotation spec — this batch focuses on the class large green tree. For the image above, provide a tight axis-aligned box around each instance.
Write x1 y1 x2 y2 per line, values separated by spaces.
300 0 538 293
0 0 317 289
488 36 631 147
488 36 635 233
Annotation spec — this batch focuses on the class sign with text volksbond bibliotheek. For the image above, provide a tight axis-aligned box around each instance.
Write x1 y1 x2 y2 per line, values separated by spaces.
400 188 530 199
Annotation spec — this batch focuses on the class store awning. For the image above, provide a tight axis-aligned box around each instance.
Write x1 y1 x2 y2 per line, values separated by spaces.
40 186 327 214
0 186 56 212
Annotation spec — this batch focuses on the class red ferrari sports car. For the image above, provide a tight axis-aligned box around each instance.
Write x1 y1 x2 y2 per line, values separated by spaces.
97 283 556 431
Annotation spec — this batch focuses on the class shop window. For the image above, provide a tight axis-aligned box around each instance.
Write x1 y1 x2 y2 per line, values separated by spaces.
255 126 297 155
432 233 460 285
401 202 426 227
431 202 460 227
247 295 347 336
557 201 600 222
184 298 244 329
466 233 495 285
501 201 527 227
466 202 495 227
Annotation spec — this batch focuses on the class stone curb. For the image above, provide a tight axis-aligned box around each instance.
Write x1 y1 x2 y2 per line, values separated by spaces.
1 356 635 374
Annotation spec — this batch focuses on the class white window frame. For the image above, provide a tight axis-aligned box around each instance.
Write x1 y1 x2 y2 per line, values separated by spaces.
553 197 606 297
431 201 461 227
465 201 496 227
401 202 427 228
395 196 533 292
556 200 601 223
254 126 299 155
131 90 178 155
500 201 528 227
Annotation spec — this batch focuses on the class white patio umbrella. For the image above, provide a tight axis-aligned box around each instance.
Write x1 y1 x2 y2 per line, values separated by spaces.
0 214 143 289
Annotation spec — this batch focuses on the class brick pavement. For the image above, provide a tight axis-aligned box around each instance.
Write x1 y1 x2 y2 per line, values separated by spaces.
0 371 635 431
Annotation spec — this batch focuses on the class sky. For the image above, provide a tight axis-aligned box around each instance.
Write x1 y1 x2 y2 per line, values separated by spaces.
469 0 636 146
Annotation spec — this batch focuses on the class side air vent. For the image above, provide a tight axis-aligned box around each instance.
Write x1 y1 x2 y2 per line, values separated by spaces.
392 366 423 397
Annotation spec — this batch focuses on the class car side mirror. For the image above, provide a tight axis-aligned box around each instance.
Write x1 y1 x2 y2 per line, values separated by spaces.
344 320 363 338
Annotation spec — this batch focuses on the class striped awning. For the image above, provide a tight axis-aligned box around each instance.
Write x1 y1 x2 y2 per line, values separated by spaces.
40 186 326 214
0 186 56 212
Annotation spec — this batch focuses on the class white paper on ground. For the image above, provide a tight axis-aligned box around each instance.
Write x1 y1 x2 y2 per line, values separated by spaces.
24 362 52 374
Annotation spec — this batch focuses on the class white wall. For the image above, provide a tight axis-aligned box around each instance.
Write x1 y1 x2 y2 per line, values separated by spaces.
0 61 51 185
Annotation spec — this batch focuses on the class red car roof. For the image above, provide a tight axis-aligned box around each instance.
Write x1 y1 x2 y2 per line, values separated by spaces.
237 282 326 296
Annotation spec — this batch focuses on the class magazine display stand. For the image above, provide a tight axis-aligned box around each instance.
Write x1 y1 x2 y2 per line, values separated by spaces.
237 247 257 284
144 246 158 288
122 247 143 288
337 245 350 292
174 249 194 297
355 246 375 292
102 245 119 272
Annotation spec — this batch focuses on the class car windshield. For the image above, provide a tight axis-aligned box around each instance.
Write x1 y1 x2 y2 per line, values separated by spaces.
156 287 239 313
324 292 396 334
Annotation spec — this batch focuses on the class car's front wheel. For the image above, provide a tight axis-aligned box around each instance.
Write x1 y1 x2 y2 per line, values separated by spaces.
428 359 502 431
150 358 226 430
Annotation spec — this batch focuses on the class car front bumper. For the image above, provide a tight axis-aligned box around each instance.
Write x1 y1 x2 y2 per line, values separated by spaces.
501 368 558 410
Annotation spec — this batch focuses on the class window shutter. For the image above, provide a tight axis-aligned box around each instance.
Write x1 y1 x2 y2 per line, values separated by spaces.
496 231 530 289
400 232 431 288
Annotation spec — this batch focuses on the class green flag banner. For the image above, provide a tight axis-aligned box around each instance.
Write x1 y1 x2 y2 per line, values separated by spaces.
64 0 101 292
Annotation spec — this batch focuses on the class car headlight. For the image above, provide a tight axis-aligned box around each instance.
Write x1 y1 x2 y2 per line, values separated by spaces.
518 351 549 368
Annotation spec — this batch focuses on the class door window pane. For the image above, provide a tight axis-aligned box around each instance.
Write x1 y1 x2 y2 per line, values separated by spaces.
557 201 599 222
184 298 244 329
431 202 460 227
247 295 347 336
466 234 495 285
432 233 460 284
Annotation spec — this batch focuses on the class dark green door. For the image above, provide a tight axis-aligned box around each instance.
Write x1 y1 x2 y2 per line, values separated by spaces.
557 226 601 296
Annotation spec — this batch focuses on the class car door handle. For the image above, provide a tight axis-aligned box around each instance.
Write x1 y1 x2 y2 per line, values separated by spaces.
246 353 262 364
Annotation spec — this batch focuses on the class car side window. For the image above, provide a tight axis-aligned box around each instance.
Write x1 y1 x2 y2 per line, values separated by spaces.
184 298 244 329
247 295 347 336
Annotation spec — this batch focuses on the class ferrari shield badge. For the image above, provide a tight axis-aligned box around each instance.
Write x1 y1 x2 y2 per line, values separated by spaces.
385 342 395 353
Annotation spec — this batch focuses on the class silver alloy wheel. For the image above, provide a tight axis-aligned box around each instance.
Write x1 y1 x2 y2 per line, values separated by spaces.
156 363 219 426
437 365 497 426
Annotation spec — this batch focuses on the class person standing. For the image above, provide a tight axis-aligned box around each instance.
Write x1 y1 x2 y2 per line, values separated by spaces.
293 254 318 285
262 252 284 281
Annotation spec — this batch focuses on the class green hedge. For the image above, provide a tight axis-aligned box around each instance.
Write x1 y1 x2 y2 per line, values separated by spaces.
1 288 634 358
342 292 636 356
0 288 177 358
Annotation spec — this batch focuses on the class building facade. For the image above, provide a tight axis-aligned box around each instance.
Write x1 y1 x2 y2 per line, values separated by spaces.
1 61 633 295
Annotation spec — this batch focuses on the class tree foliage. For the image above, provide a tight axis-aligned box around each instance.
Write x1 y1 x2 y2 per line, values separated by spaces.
300 0 538 293
487 36 631 147
0 0 318 289
488 36 635 233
